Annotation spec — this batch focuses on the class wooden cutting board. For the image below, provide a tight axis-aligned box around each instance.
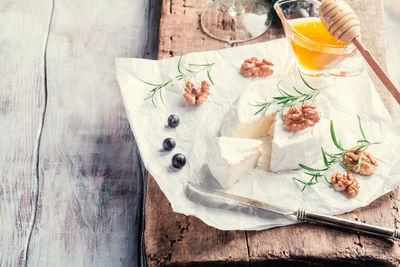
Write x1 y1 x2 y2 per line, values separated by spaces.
145 0 400 265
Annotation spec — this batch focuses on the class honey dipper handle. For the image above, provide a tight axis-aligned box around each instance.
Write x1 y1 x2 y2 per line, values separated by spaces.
352 37 400 105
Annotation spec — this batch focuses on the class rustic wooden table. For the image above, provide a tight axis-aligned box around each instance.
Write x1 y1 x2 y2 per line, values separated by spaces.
145 0 400 266
0 0 160 266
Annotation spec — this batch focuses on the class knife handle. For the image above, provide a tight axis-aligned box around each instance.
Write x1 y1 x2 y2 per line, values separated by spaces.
296 208 400 240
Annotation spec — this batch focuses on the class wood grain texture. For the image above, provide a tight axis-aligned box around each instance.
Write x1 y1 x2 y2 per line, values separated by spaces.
0 0 155 266
145 0 400 265
145 176 249 266
0 1 51 266
158 0 284 56
25 0 148 265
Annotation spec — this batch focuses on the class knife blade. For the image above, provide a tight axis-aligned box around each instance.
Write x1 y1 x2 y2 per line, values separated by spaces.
187 182 296 216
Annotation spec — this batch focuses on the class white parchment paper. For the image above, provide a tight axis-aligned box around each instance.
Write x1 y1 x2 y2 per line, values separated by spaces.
116 39 400 230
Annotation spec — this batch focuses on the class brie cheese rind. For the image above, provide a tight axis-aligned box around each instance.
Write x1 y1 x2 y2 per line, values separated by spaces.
208 137 264 188
269 114 326 172
268 93 332 172
220 79 280 139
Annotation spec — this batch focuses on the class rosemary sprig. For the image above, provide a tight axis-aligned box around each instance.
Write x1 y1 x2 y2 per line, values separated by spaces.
294 148 337 191
142 56 215 106
252 72 321 116
294 117 379 191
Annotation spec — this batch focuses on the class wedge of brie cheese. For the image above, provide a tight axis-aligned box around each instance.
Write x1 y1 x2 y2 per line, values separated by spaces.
208 137 264 188
220 80 279 139
269 113 328 172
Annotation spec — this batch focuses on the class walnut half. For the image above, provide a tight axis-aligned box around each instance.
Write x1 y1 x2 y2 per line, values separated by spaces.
347 178 360 199
282 104 321 132
240 57 274 78
331 172 359 198
331 172 353 191
183 81 210 105
342 149 379 176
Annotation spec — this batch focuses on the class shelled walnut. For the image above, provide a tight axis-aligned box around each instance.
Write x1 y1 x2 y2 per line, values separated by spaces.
240 57 274 78
347 178 360 199
183 81 210 105
283 104 321 132
331 172 359 198
331 172 354 191
342 149 379 176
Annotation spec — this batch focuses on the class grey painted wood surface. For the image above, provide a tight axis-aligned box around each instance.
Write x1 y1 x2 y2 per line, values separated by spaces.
0 1 51 266
0 0 159 266
385 0 400 124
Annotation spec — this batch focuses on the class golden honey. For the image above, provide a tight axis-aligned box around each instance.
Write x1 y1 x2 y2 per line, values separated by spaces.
287 17 351 71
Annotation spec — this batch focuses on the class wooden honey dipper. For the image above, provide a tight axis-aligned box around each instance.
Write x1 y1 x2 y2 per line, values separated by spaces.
319 0 400 105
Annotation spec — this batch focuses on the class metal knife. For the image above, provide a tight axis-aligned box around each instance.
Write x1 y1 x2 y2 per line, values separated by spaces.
187 182 400 240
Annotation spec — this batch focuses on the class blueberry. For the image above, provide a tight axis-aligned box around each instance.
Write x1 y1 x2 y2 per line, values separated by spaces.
167 114 180 128
163 138 176 151
171 153 186 169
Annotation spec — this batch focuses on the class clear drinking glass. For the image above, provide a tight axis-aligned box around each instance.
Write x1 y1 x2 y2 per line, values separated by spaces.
274 0 363 78
201 0 273 44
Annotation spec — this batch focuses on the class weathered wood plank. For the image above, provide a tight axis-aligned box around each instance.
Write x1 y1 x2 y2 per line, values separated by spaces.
145 175 249 266
22 0 153 266
145 0 400 265
0 1 51 266
158 0 284 56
